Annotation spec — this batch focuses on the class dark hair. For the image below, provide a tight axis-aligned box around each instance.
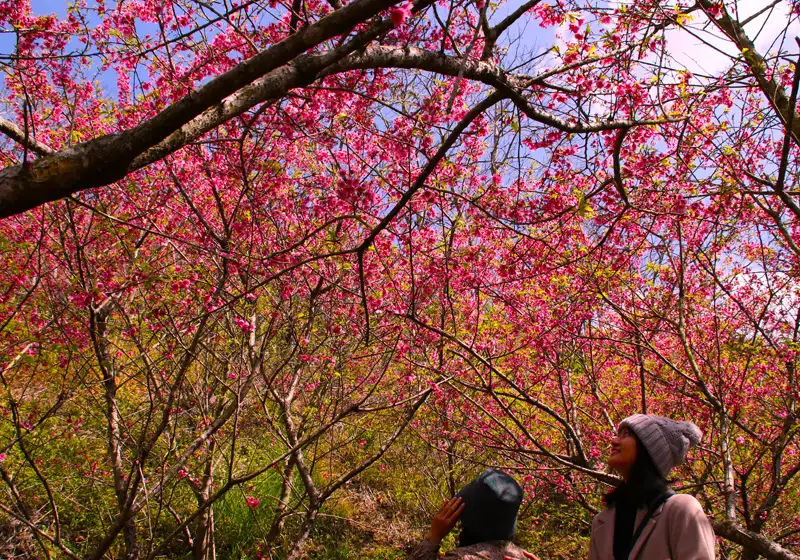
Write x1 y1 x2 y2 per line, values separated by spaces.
456 469 522 546
459 527 481 548
604 432 669 509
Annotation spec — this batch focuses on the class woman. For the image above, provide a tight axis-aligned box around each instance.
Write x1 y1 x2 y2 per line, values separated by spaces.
408 469 537 560
589 414 715 560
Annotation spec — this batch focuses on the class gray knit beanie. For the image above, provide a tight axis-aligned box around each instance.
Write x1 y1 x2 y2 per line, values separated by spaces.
620 414 702 477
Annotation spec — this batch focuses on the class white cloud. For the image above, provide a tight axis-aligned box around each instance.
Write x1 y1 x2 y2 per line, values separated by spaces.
666 0 800 77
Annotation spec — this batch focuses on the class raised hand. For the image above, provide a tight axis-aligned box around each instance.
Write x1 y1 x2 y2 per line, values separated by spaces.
426 497 466 543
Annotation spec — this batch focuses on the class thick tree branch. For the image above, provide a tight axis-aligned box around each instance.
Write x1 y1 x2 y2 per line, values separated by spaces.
613 126 631 206
1 35 682 220
0 117 54 156
711 520 800 560
0 0 407 219
775 40 800 195
698 0 800 144
342 46 684 133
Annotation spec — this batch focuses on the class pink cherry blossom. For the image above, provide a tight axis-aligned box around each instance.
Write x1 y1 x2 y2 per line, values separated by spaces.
390 1 412 26
245 496 260 509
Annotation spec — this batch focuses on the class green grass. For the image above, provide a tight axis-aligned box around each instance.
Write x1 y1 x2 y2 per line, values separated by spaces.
213 471 285 559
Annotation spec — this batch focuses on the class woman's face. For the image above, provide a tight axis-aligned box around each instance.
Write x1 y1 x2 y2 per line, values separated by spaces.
608 426 638 479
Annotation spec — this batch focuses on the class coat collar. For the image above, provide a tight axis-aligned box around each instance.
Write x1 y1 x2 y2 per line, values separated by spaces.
628 503 668 560
593 502 669 560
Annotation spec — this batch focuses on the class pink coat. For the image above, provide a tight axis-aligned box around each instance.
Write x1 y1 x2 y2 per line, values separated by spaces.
589 494 716 560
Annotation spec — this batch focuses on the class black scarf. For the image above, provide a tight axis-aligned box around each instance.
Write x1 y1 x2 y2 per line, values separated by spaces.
613 501 637 560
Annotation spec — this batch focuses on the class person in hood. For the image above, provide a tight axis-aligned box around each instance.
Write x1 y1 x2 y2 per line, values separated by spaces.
589 414 715 560
408 469 538 560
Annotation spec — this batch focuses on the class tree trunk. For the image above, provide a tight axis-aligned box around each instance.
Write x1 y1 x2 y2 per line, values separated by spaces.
266 458 294 544
92 306 140 560
192 504 215 560
286 510 318 560
194 443 216 560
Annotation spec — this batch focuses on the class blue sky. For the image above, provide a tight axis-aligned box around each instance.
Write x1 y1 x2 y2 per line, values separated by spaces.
0 0 796 123
0 0 68 54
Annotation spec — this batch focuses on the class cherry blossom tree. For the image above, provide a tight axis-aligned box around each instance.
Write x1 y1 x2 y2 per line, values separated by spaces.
0 0 799 558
